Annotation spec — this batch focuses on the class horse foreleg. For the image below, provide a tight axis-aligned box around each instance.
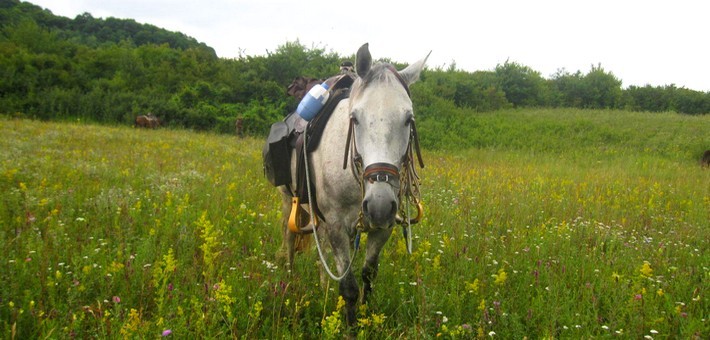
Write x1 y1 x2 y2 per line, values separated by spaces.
324 225 359 327
362 227 394 304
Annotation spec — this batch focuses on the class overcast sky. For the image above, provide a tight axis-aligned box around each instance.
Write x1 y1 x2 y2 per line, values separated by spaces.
26 0 710 91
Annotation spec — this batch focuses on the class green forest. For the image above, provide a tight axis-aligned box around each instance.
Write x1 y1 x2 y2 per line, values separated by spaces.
2 0 709 137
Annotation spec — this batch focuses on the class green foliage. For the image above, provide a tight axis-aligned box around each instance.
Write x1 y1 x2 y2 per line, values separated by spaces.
550 65 623 109
495 60 550 107
0 0 708 140
625 84 710 115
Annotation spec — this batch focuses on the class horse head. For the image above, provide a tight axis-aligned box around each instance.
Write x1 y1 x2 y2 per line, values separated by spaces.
347 43 429 228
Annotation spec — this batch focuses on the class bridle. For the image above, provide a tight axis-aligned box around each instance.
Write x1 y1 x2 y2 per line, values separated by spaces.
342 65 425 233
303 64 425 280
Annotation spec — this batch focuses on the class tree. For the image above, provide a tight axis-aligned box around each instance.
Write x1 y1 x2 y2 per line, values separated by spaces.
551 65 622 109
581 64 622 109
495 60 548 107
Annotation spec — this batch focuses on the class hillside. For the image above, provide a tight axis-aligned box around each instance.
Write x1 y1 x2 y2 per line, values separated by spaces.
0 0 215 53
0 0 708 135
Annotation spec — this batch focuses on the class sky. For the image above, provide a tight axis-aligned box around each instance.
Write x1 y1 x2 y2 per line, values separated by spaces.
26 0 710 92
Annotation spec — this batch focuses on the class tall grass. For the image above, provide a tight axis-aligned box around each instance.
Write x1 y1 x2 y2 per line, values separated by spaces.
1 110 708 338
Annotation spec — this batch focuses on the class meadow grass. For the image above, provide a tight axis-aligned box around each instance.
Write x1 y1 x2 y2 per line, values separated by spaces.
1 109 708 339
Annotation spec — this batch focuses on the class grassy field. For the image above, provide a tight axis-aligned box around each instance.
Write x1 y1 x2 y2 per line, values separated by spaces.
1 109 708 339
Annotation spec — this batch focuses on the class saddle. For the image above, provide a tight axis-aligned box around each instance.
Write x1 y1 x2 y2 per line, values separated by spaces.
263 73 355 232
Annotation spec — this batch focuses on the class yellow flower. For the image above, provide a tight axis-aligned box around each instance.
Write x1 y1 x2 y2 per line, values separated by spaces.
493 268 507 285
639 261 653 277
657 289 664 297
336 295 346 311
371 313 386 326
466 279 480 293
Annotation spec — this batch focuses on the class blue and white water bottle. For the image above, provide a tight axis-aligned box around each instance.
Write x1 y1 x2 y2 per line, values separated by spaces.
296 82 330 121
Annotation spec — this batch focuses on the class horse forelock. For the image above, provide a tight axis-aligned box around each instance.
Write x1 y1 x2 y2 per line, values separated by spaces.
350 63 405 104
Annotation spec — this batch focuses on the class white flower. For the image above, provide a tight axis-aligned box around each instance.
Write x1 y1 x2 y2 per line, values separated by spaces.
488 331 496 337
650 330 659 334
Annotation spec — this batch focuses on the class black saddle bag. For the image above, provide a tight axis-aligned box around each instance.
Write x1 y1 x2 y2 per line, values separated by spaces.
262 121 291 187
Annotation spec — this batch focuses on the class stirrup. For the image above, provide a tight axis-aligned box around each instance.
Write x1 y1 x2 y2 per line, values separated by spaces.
396 201 424 225
287 197 316 234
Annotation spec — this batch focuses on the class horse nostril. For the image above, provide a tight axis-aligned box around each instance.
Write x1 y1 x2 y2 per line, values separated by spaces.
362 200 369 215
390 201 397 215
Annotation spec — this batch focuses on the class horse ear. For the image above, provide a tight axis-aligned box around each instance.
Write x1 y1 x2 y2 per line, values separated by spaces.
356 43 372 78
399 50 431 86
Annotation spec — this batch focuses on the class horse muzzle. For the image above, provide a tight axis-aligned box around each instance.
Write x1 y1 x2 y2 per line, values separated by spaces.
361 163 399 227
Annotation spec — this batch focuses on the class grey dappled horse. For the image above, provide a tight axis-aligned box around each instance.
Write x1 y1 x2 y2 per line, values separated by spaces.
279 43 428 326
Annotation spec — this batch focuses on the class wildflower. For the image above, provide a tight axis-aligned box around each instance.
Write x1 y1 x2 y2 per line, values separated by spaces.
113 296 121 303
488 331 496 337
611 272 622 282
371 313 386 325
657 289 664 297
493 268 507 285
639 261 653 277
162 329 172 336
336 296 346 311
466 279 480 293
650 330 658 334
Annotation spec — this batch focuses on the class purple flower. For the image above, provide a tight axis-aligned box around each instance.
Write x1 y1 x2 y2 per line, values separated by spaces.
113 296 121 303
162 329 172 336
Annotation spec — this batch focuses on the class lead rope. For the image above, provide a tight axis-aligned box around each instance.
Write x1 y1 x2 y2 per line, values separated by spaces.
303 124 358 281
400 129 423 254
402 143 415 254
